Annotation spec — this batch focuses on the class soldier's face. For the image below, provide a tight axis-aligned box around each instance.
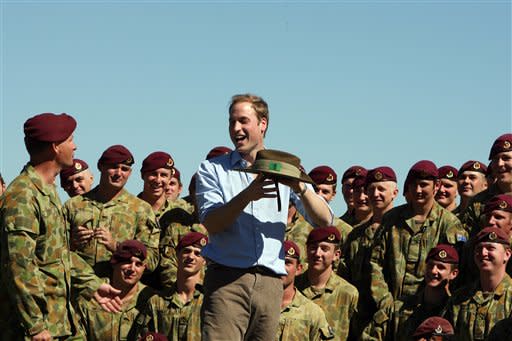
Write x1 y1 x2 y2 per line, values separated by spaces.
353 186 371 215
143 168 172 199
306 242 340 272
341 178 355 209
435 179 458 209
367 181 398 212
492 151 512 186
114 256 146 286
457 171 488 198
474 242 511 273
100 163 132 189
178 245 205 276
314 184 336 203
165 176 182 200
282 257 302 288
424 260 458 289
63 170 94 197
486 210 512 236
407 179 438 208
229 101 267 158
55 134 76 168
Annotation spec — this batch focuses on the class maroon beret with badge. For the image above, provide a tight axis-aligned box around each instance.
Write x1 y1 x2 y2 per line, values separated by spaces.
110 240 147 264
206 146 232 160
307 226 340 245
309 165 337 185
172 167 181 182
60 159 89 184
366 166 397 185
342 165 367 183
283 240 300 259
24 113 76 143
438 165 458 180
475 227 510 246
176 232 208 252
138 332 168 341
484 194 512 215
141 151 174 174
98 145 134 167
412 316 454 338
426 244 459 264
458 160 487 175
407 160 438 180
489 133 512 160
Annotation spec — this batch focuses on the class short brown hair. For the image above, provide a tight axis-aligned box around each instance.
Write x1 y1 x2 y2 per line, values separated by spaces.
229 94 269 135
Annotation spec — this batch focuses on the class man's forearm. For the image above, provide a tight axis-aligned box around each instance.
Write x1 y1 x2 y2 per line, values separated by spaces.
300 187 333 227
203 188 252 234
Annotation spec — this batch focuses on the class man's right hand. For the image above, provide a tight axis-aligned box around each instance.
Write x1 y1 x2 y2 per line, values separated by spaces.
32 330 52 341
71 226 94 249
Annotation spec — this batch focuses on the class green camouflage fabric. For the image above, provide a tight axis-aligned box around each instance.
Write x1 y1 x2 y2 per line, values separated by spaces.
170 198 195 215
338 219 380 339
149 197 198 233
447 273 512 341
77 283 154 341
285 210 313 265
276 289 334 341
296 271 358 340
391 287 448 341
369 202 467 310
0 164 102 339
159 221 207 288
461 185 500 238
64 187 160 278
141 283 203 341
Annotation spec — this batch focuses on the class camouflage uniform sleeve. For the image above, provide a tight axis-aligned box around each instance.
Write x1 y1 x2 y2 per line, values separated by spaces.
369 226 393 311
1 194 48 336
158 226 178 288
136 204 160 272
70 252 102 300
311 305 335 341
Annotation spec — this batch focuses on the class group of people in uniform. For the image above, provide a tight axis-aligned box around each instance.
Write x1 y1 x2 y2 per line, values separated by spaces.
0 93 511 341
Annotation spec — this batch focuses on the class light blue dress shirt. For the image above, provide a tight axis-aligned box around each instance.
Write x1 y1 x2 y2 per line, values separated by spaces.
196 151 332 275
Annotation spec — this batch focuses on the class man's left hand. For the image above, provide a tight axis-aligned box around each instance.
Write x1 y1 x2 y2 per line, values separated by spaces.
94 283 122 312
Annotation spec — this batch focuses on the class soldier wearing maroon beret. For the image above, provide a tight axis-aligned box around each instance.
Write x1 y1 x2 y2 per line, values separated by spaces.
64 144 160 280
447 226 512 340
348 173 372 228
483 194 512 235
60 158 94 198
138 332 168 341
340 166 367 225
455 160 489 216
435 166 459 212
412 316 454 340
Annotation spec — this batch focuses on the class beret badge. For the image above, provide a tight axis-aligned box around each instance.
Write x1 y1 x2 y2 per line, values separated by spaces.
375 171 383 181
146 335 154 341
489 232 497 241
74 162 82 171
200 238 207 246
446 171 454 178
473 162 481 170
505 141 511 149
435 325 443 334
166 158 174 168
326 174 334 182
327 234 335 242
287 247 295 256
499 201 508 210
126 157 133 165
438 250 447 259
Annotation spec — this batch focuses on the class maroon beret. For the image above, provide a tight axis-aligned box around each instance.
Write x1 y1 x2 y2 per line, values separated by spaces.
484 194 512 215
309 165 337 185
283 240 300 259
412 316 454 337
60 159 89 184
176 232 208 251
426 244 459 264
475 227 510 246
111 240 147 264
352 174 367 189
459 160 487 175
98 145 134 166
342 165 367 183
141 151 174 174
138 332 168 341
366 166 397 185
407 160 438 180
24 113 76 142
489 133 512 160
307 226 340 245
172 167 181 182
438 165 458 180
206 146 232 160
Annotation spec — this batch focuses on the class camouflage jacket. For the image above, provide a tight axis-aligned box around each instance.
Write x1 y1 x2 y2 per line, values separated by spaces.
369 202 467 308
461 185 501 238
141 283 203 341
77 283 154 341
276 289 334 341
285 210 313 265
296 271 359 340
64 187 160 277
447 273 512 341
0 164 102 339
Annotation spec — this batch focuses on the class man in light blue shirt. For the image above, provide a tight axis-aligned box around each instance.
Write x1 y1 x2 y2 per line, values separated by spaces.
196 93 333 341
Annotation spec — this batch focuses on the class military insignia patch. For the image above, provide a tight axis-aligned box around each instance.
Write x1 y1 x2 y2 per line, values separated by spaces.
200 238 207 246
435 325 443 334
473 162 481 170
504 141 511 149
499 201 508 209
126 157 133 164
438 250 447 259
375 171 383 180
146 335 154 341
166 158 174 168
326 174 334 182
489 232 497 241
327 234 335 241
74 162 82 171
287 247 295 256
446 171 454 178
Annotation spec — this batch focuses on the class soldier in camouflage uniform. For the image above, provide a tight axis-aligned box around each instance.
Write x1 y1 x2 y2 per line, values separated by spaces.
276 240 333 341
0 113 121 341
447 227 512 340
339 166 367 226
296 227 358 340
140 232 207 341
435 166 459 212
340 166 398 339
60 158 94 198
285 200 313 265
369 160 467 340
454 160 488 218
77 240 154 341
463 133 512 237
392 244 459 341
165 167 194 214
64 145 160 279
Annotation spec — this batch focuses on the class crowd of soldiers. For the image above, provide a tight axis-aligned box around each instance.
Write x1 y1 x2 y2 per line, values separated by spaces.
0 102 511 341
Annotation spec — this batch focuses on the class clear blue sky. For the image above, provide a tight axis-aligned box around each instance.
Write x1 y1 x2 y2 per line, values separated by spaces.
1 1 511 214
